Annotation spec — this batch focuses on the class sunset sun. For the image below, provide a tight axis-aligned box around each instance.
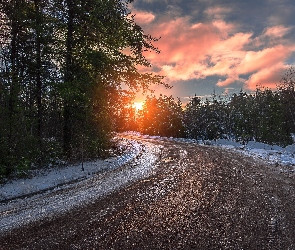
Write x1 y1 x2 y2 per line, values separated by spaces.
133 101 144 111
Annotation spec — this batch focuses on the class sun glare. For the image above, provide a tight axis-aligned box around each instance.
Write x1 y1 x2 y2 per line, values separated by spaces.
133 101 144 111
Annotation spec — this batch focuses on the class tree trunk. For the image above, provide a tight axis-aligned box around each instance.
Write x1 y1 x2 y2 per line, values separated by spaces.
34 0 43 140
63 0 75 158
8 0 20 150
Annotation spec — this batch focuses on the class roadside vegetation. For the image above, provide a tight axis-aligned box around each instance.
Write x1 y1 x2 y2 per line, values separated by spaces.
1 1 295 180
116 68 295 148
0 0 164 179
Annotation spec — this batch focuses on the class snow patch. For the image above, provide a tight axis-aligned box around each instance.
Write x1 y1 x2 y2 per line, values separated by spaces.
138 133 295 170
177 137 295 170
1 132 294 204
0 138 142 202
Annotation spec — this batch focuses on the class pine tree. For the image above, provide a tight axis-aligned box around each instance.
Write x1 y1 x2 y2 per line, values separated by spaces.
184 95 202 139
138 95 184 137
0 0 38 176
277 67 295 137
254 87 291 146
0 0 164 178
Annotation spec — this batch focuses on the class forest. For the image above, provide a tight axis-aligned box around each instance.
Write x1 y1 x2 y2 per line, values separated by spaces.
0 0 164 178
1 0 295 179
116 69 295 148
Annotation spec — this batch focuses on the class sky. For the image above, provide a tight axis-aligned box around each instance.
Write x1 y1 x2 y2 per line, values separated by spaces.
129 0 295 102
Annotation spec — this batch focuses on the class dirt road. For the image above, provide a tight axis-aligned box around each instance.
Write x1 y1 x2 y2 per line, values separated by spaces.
1 135 295 249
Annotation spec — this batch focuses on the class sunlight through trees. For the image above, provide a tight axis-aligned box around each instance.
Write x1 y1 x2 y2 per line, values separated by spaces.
0 0 164 178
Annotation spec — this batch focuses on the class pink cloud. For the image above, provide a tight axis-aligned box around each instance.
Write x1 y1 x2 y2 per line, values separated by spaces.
245 64 287 90
131 9 295 92
157 18 219 49
142 17 236 81
263 25 293 37
236 45 293 75
217 76 245 87
211 32 252 53
202 33 252 77
251 25 294 48
204 6 232 20
211 20 237 35
133 10 155 25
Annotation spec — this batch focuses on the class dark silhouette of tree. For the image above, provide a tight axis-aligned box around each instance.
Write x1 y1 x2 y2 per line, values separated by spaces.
0 0 164 178
138 95 184 137
277 67 295 136
184 87 292 146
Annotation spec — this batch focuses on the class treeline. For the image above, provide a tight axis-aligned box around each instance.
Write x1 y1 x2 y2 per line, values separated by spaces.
118 68 295 147
0 0 163 178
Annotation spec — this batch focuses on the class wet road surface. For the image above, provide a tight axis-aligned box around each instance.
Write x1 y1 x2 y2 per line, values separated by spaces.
1 135 295 249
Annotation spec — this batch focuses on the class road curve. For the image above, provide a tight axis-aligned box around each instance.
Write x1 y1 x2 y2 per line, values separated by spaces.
1 135 295 249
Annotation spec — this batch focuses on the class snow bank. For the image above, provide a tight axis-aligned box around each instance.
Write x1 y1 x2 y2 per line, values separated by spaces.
127 132 295 170
0 138 142 202
134 131 295 169
1 132 294 203
170 136 295 169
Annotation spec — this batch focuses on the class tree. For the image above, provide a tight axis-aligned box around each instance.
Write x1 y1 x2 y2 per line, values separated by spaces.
277 67 295 136
229 91 255 143
111 91 138 132
184 95 202 139
184 93 230 141
254 87 292 146
0 0 165 178
228 87 292 146
54 0 164 158
0 0 40 175
138 95 184 137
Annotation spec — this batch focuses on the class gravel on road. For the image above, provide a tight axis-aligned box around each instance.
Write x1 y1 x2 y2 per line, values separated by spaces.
1 135 295 249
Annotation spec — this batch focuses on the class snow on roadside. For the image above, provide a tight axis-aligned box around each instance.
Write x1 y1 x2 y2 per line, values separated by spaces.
1 132 294 203
214 139 295 168
0 137 163 234
170 137 295 170
0 138 142 202
123 131 295 169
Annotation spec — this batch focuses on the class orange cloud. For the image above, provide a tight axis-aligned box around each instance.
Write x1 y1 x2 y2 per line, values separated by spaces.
263 25 293 38
236 45 294 75
133 10 155 25
246 64 288 90
131 7 295 92
142 17 233 80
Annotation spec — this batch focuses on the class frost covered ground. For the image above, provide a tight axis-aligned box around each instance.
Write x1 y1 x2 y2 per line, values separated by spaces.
1 132 294 203
2 132 295 249
136 132 295 168
0 137 145 202
169 137 295 166
0 136 162 234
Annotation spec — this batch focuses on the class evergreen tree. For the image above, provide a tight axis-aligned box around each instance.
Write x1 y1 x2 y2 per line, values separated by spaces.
55 0 164 158
184 87 292 146
277 67 295 136
184 93 230 141
229 91 255 143
0 0 40 175
112 91 138 132
184 95 201 139
254 87 291 146
0 0 164 178
138 95 184 137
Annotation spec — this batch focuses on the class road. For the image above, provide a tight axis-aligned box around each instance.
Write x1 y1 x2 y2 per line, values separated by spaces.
1 135 295 249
